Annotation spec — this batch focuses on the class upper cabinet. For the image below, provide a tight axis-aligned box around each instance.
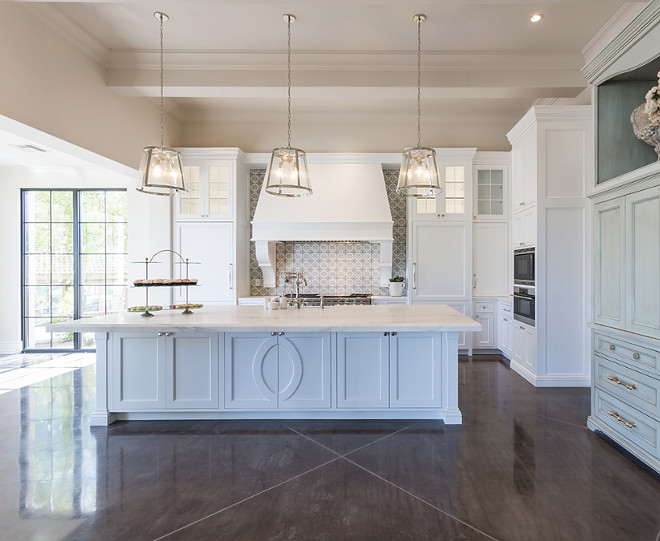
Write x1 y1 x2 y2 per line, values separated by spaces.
473 152 510 221
175 148 248 221
409 149 476 221
582 1 660 187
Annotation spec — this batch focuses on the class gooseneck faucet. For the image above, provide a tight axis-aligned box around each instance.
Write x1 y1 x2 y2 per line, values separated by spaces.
283 271 307 309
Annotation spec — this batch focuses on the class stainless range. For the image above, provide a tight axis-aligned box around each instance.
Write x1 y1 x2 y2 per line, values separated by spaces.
285 293 371 306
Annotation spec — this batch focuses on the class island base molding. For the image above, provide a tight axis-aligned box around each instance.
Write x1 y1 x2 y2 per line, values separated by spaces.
89 409 461 427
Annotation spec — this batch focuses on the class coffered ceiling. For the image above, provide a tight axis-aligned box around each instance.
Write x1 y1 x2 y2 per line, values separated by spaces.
12 1 649 153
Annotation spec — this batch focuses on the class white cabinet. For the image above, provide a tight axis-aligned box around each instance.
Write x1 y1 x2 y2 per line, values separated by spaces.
512 323 536 376
512 207 536 249
176 160 234 221
472 301 495 349
511 127 537 210
474 165 508 220
594 187 660 339
173 222 234 305
174 148 249 304
473 222 509 297
410 222 471 301
336 331 444 409
409 150 476 221
498 300 514 358
224 332 331 409
109 332 220 411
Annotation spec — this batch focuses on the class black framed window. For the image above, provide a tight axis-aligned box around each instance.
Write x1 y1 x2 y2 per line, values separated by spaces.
21 189 127 351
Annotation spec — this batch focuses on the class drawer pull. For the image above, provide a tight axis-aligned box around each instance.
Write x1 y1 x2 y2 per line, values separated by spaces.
632 352 640 360
607 410 636 429
607 376 637 391
609 344 615 351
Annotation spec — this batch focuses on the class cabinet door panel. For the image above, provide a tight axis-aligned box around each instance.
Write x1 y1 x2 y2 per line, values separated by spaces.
111 334 165 410
412 222 470 300
168 334 219 409
594 198 626 328
390 333 442 407
278 333 331 409
627 188 660 338
473 222 509 297
473 313 495 348
225 334 277 409
337 333 389 408
173 222 233 305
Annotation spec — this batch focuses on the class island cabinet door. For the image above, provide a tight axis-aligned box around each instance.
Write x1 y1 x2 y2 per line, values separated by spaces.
336 333 389 408
390 333 443 408
166 333 220 409
277 333 331 409
224 333 279 409
110 333 167 410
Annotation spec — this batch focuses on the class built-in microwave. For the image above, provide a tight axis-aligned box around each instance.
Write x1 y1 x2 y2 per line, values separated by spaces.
513 247 535 286
513 286 535 327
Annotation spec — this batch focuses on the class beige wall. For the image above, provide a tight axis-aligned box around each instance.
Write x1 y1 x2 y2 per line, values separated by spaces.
0 3 181 169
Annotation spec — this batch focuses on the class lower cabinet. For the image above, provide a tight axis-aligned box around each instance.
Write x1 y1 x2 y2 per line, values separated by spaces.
472 300 496 349
498 300 514 358
224 332 331 409
512 323 536 373
336 332 443 408
109 332 220 410
589 328 660 473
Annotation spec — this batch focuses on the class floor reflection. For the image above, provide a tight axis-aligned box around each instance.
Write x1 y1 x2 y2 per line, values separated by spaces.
18 363 97 519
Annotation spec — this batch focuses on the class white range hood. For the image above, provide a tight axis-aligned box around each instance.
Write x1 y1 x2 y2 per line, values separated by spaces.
252 162 394 287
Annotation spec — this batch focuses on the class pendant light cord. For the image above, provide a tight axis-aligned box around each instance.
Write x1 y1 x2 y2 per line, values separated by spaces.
287 14 292 149
159 13 165 150
416 16 422 149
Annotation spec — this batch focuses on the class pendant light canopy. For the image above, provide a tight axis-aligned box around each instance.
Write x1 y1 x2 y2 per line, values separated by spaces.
137 12 186 196
397 14 442 198
264 14 312 197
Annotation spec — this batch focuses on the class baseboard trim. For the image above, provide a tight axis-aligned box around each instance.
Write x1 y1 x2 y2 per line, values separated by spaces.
510 362 590 387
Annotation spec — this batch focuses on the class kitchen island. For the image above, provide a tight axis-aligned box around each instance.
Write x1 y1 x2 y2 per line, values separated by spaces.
49 304 480 426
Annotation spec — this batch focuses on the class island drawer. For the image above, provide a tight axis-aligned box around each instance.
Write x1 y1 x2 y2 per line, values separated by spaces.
594 354 659 419
593 331 659 374
593 387 659 460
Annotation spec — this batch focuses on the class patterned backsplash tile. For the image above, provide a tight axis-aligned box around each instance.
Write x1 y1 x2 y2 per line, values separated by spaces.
249 169 407 297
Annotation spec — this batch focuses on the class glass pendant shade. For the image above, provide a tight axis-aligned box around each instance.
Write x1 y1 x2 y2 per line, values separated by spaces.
397 146 442 198
137 12 185 196
137 146 185 196
264 147 312 197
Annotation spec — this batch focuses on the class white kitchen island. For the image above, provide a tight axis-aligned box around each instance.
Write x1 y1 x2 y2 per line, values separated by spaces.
49 305 480 426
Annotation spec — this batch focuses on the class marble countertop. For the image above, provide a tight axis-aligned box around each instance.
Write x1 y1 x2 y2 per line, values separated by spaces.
47 304 481 333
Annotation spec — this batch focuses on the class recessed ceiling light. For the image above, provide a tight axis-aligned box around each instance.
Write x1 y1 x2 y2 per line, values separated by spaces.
530 13 543 23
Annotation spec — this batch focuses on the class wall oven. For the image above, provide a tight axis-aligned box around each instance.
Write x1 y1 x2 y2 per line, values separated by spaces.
513 286 535 327
513 247 535 285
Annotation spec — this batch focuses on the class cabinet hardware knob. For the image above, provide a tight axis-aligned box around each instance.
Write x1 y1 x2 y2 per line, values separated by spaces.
383 332 389 336
520 326 525 330
503 318 508 322
158 332 164 337
607 376 637 391
609 344 615 351
278 332 284 336
391 332 397 336
607 410 636 429
271 331 276 336
632 352 640 360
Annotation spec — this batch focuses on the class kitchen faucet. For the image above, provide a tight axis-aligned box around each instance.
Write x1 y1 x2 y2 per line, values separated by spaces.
283 271 307 309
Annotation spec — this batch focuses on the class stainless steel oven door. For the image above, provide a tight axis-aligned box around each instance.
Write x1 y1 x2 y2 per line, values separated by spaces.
513 287 535 327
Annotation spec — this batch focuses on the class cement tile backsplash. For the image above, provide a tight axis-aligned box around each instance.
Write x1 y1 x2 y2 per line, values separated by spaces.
249 169 406 297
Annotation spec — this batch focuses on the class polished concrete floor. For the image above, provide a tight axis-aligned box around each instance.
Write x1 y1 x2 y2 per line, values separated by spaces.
0 354 658 541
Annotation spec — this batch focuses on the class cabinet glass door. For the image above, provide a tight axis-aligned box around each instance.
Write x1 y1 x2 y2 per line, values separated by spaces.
412 165 467 219
476 169 504 216
178 165 201 216
208 164 230 217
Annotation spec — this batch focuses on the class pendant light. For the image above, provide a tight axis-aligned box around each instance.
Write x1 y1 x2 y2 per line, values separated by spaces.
264 14 312 197
137 12 186 196
397 14 441 198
